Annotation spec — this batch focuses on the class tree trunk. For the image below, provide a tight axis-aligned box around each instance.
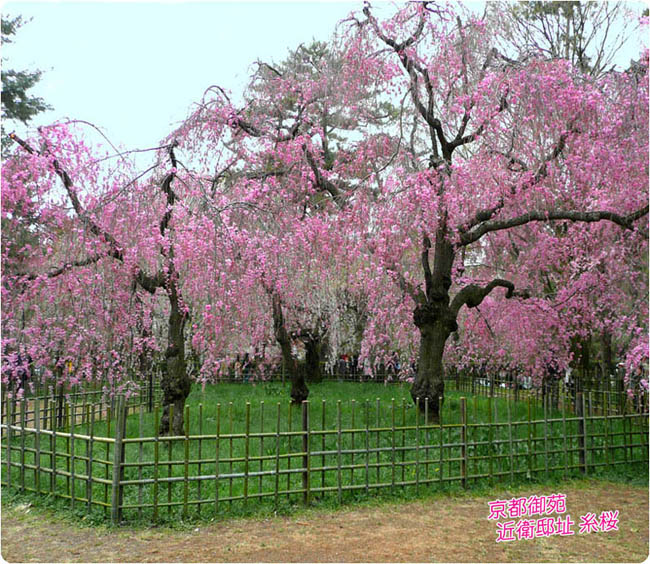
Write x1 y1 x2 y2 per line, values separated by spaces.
601 330 614 387
410 230 456 422
411 302 456 422
159 300 190 435
289 363 309 404
271 293 309 404
304 336 324 383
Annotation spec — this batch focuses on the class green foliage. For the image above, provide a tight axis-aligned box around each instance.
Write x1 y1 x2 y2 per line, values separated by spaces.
1 15 52 152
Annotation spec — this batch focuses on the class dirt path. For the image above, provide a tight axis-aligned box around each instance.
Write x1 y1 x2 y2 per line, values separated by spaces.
2 480 647 562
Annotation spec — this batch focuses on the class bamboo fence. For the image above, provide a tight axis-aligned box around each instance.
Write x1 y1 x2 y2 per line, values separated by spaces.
1 390 647 524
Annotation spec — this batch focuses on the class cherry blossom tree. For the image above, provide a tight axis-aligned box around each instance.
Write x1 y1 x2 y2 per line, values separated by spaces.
342 3 648 419
3 123 229 434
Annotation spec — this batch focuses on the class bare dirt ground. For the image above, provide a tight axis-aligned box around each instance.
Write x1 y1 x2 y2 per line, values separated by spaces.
2 480 647 563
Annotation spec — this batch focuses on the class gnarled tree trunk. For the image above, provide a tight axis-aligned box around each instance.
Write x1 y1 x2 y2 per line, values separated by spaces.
159 286 191 435
304 335 325 383
271 293 309 404
411 302 457 422
409 232 456 422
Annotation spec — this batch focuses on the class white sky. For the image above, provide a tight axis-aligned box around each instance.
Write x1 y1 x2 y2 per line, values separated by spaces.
2 1 361 149
2 1 648 152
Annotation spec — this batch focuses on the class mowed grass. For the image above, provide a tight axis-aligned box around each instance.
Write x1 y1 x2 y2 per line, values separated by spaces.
2 381 648 526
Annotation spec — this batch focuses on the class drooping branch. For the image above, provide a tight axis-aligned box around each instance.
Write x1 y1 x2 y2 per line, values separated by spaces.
10 132 125 259
9 132 170 295
388 266 426 306
450 278 530 316
459 206 649 247
13 252 106 282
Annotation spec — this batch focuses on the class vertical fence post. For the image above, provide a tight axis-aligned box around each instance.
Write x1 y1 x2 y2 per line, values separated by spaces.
526 398 533 479
583 393 589 472
87 404 95 513
244 402 250 508
543 394 549 480
302 400 310 506
415 397 421 494
227 402 233 507
350 400 356 486
51 401 58 496
274 402 281 509
214 403 220 517
70 401 76 509
19 399 26 492
375 398 380 486
438 396 443 488
488 395 493 486
562 399 568 479
622 400 629 465
103 407 111 516
258 401 264 497
111 395 125 525
137 405 144 520
506 397 514 483
183 405 190 519
153 406 159 523
460 397 467 489
604 392 610 467
286 402 291 499
6 396 13 490
337 400 342 504
64 403 70 496
576 392 586 474
401 399 407 485
424 398 430 483
34 398 41 493
391 398 396 493
364 399 370 494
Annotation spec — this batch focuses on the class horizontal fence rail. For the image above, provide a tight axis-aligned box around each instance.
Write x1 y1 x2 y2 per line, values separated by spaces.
1 389 647 525
3 372 644 431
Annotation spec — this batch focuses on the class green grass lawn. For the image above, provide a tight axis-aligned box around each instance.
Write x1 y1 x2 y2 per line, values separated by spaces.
2 381 648 526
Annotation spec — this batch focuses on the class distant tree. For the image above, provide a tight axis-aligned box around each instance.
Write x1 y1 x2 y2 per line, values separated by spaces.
492 1 642 77
1 16 52 150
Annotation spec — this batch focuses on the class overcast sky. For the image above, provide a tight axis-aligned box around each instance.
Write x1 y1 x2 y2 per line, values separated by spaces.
3 1 647 152
3 1 361 149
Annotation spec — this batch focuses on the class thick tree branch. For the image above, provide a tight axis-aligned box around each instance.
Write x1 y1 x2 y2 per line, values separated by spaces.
159 141 179 236
421 235 433 299
459 205 649 247
17 252 108 281
459 127 575 236
303 145 345 206
450 278 530 316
